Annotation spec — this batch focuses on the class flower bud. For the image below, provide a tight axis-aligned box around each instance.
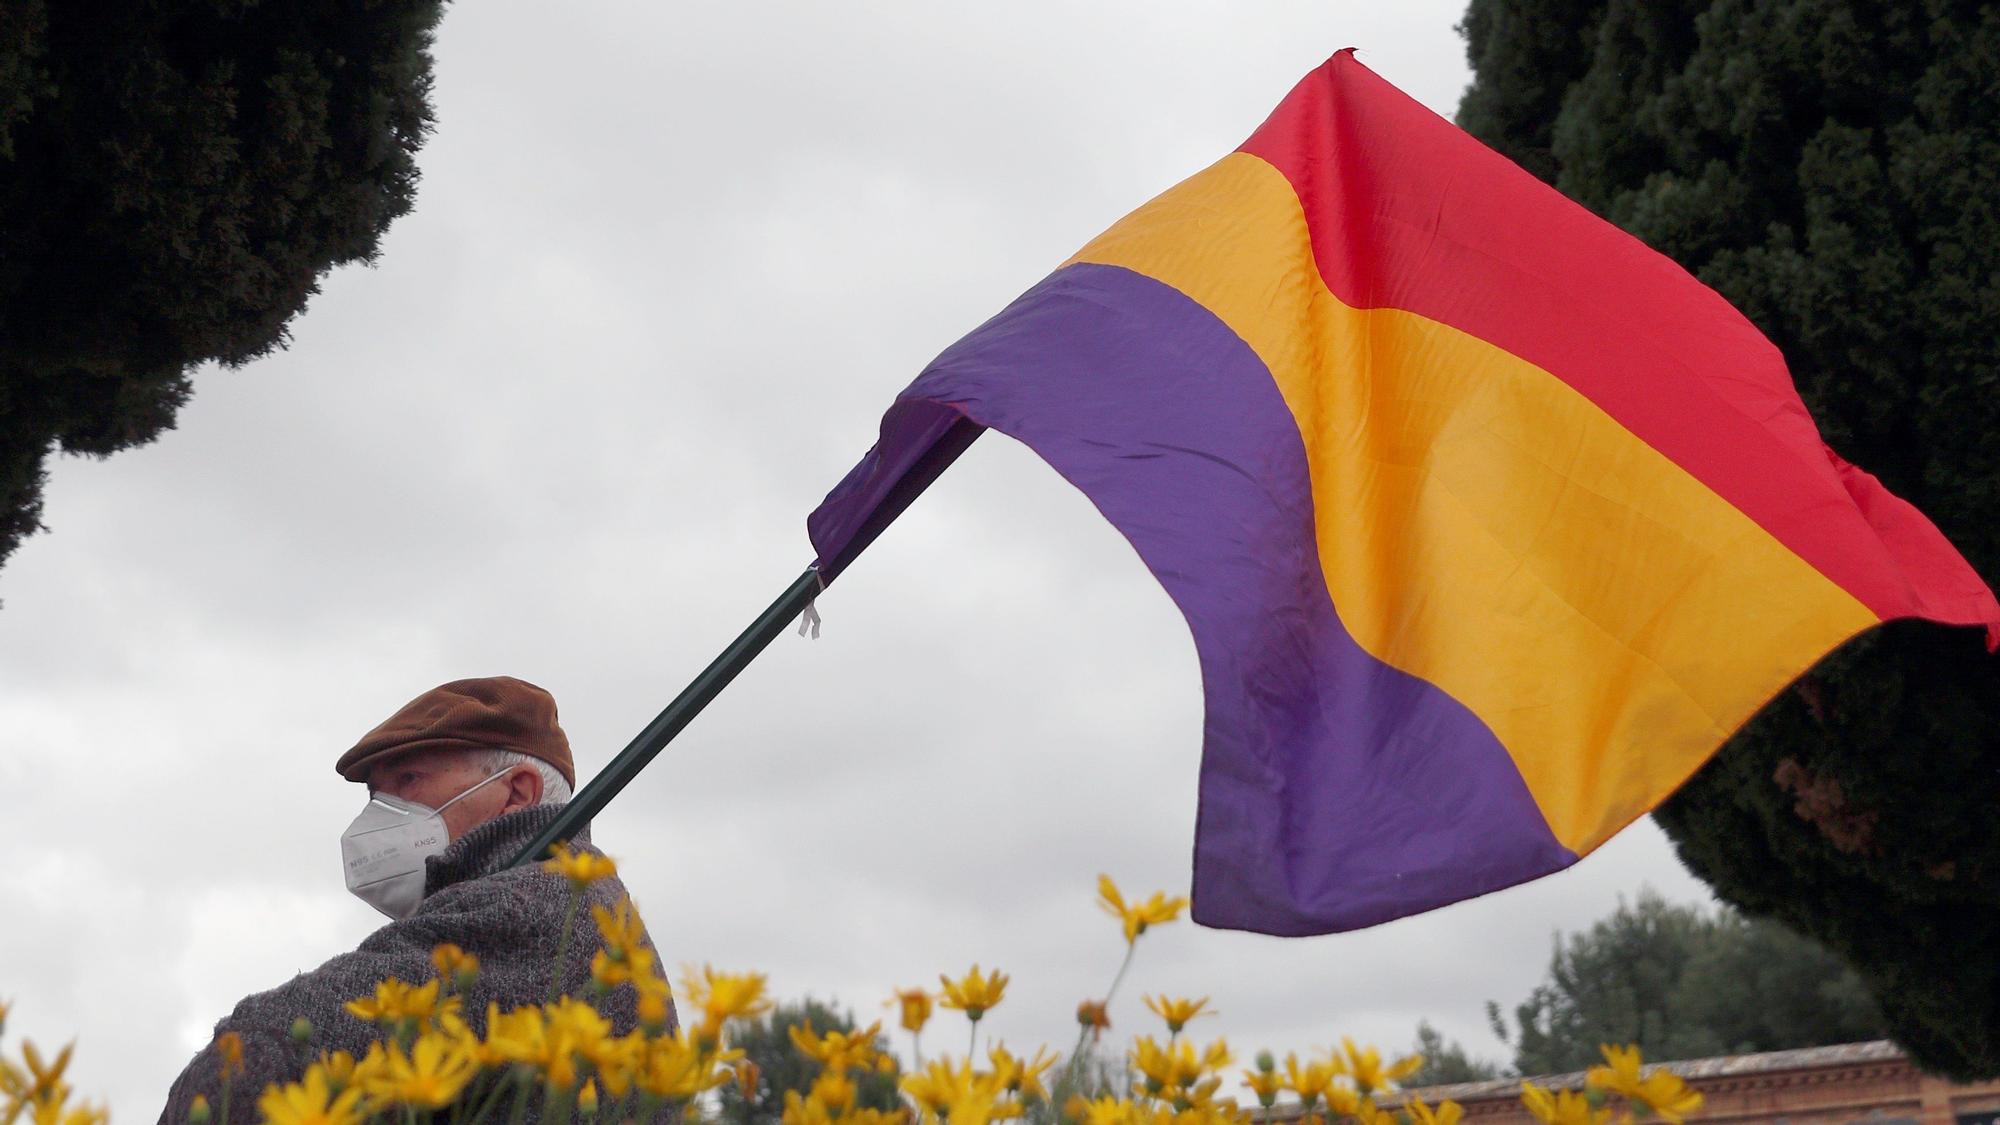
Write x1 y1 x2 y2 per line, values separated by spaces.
578 1081 600 1116
638 989 669 1031
188 1097 211 1125
290 1017 313 1044
1256 1051 1276 1074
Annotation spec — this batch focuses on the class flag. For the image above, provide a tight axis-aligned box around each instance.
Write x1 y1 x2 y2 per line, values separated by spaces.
806 51 2000 934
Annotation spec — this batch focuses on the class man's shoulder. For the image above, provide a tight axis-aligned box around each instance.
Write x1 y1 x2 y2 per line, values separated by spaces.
215 938 433 1055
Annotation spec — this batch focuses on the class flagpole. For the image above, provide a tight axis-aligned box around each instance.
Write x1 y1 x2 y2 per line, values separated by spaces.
507 565 824 869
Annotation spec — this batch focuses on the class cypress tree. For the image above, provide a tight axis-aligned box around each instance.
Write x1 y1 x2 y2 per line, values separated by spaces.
1458 0 2000 1077
0 0 445 572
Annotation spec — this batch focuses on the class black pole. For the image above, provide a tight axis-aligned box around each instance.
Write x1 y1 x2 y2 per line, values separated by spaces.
508 566 824 868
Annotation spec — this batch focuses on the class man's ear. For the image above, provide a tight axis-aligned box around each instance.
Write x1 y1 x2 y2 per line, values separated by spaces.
504 764 544 811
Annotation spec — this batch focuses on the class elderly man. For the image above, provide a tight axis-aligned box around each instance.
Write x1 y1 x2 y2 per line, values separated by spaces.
158 676 667 1115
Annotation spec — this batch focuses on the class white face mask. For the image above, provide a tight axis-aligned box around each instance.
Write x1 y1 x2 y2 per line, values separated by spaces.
341 769 509 919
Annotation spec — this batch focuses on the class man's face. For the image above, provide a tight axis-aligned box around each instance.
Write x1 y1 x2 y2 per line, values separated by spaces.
365 747 539 842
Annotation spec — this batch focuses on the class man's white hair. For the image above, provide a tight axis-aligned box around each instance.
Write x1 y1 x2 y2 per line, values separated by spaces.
467 748 572 805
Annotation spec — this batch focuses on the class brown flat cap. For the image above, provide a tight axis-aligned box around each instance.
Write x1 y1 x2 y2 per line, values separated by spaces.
336 676 576 788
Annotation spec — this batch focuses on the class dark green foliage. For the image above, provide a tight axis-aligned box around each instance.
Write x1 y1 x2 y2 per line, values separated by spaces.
1457 0 2000 1077
1406 1021 1503 1087
1485 892 1882 1076
715 1000 902 1125
0 0 444 570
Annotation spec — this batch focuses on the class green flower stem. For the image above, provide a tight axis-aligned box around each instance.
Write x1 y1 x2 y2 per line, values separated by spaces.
1055 1024 1092 1112
505 1067 536 1125
1057 937 1141 1110
548 888 582 1002
543 1081 574 1125
218 1077 231 1125
1102 942 1139 1008
462 1069 515 1125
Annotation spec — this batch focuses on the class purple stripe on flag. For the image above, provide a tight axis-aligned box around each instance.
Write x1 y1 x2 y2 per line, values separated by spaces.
809 400 984 583
810 262 1577 933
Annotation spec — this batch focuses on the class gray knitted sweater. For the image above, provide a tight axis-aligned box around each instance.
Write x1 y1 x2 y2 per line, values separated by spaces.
156 806 669 1120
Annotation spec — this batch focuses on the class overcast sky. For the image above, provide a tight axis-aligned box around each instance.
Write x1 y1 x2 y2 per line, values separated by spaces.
0 3 1718 1118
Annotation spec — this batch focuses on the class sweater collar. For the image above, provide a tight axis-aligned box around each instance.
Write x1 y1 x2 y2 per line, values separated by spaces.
424 804 592 895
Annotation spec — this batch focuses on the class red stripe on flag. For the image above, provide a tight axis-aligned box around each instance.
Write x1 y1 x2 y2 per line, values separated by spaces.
1237 51 1999 637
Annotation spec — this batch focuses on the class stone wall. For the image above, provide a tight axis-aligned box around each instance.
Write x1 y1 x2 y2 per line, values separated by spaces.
1264 1042 2000 1125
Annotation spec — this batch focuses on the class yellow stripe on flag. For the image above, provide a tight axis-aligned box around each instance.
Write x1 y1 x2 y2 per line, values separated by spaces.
1068 151 1876 852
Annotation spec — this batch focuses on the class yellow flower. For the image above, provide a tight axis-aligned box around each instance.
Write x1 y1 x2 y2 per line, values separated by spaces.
577 1080 600 1116
900 1058 970 1118
257 1066 367 1125
679 965 772 1039
0 1057 20 1112
483 1003 553 1071
306 1051 358 1091
1185 1040 1233 1087
484 999 611 1089
359 1034 480 1109
1136 1037 1228 1094
1408 1098 1464 1125
593 944 661 990
430 943 480 988
545 997 613 1087
344 978 446 1025
1073 1095 1137 1125
1097 875 1188 945
350 1041 392 1090
1355 1102 1401 1125
1173 1073 1230 1113
28 1094 107 1125
1241 1069 1283 1108
789 1020 886 1072
989 1044 1059 1100
635 1029 736 1099
1334 1038 1422 1094
1324 1083 1364 1118
1279 1053 1334 1106
636 978 674 1032
543 843 618 887
1522 1084 1612 1125
592 898 649 957
1633 1070 1703 1123
810 1070 857 1111
1585 1044 1701 1124
938 966 1009 1021
901 1058 1019 1125
20 1042 72 1101
889 988 934 1035
782 1090 836 1125
1143 996 1214 1035
585 1030 648 1098
843 1111 910 1125
1018 1048 1061 1101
